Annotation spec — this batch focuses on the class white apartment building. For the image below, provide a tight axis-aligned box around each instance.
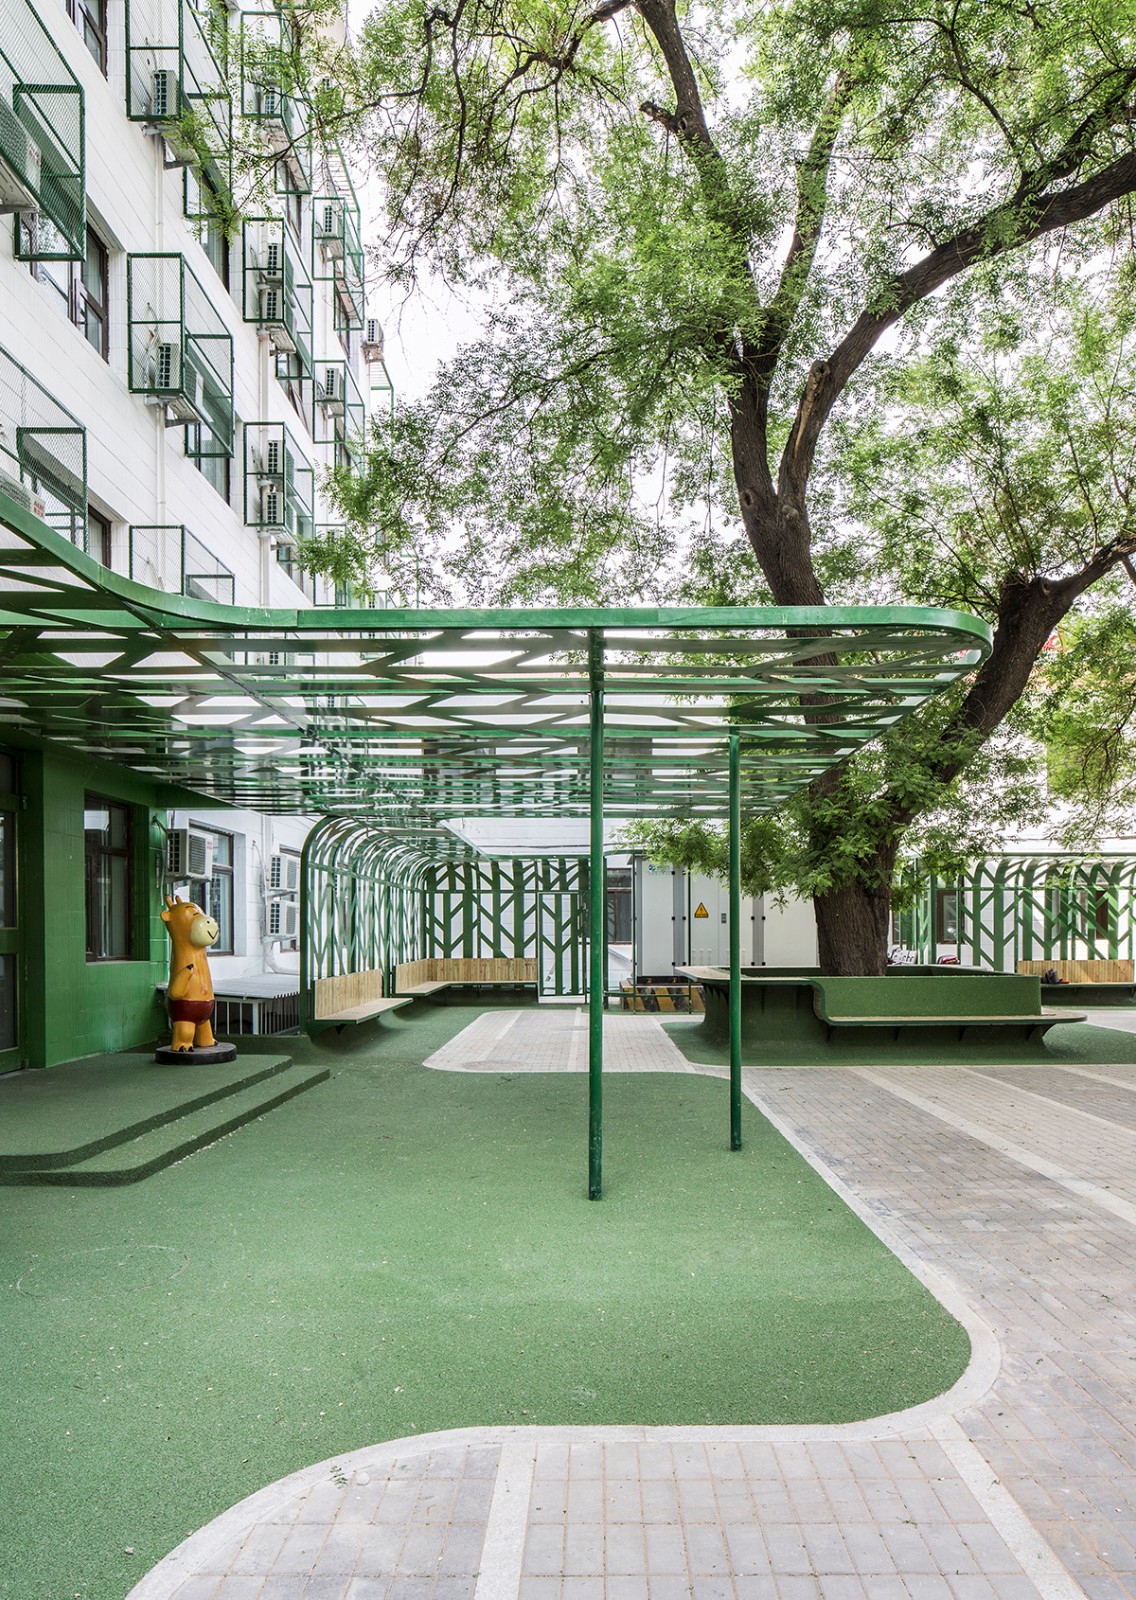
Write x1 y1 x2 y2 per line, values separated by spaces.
0 0 390 1023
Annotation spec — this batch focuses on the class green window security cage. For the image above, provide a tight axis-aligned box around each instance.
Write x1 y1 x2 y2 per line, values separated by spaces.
3 0 85 262
242 216 314 377
127 524 235 604
311 358 364 470
312 147 364 332
0 340 86 547
240 7 307 154
127 253 234 457
244 420 314 545
125 0 232 202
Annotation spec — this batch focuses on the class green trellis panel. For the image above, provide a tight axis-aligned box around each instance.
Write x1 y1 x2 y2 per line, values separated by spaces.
899 855 1136 969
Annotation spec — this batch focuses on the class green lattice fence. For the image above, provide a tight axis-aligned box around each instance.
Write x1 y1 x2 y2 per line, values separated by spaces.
896 856 1136 969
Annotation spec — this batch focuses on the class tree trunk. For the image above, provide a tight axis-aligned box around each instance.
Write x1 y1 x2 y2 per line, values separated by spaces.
813 877 894 975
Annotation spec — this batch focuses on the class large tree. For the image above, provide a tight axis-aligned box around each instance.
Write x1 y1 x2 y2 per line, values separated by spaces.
314 0 1136 972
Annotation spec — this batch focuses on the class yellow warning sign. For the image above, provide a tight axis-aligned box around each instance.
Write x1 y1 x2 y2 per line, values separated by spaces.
693 902 709 919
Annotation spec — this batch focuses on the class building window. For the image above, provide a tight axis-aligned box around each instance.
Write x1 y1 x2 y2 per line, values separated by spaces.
277 162 303 242
89 507 112 567
277 848 300 951
77 231 109 357
189 825 234 954
184 170 231 289
935 888 959 944
187 430 231 501
85 795 134 960
68 0 107 74
32 226 109 361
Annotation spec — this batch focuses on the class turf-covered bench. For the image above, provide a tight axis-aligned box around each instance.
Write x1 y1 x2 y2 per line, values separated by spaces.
812 973 1084 1043
681 965 1085 1053
1017 959 1136 1007
394 958 539 997
308 970 412 1035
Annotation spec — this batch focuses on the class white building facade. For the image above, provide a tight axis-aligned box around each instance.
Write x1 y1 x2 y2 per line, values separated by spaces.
0 0 386 1011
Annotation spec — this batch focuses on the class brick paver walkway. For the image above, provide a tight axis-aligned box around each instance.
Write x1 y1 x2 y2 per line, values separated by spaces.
128 1012 1136 1600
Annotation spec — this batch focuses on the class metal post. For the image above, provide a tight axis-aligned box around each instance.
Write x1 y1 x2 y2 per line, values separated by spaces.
588 630 604 1199
729 732 742 1150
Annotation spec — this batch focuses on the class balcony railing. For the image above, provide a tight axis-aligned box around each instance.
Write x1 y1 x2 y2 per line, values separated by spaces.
242 216 313 374
2 0 85 261
311 358 365 470
0 339 87 547
244 420 314 543
128 523 234 603
127 253 234 456
125 0 232 201
312 144 364 330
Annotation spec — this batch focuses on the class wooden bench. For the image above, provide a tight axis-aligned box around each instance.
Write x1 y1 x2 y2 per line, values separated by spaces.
1018 959 1136 1006
308 970 413 1035
394 958 539 997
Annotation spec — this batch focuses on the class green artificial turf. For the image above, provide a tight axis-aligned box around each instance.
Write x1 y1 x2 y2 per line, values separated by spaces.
0 1006 970 1600
664 1014 1136 1068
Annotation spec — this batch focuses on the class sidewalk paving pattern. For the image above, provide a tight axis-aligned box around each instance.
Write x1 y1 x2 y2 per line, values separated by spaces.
128 1011 1136 1600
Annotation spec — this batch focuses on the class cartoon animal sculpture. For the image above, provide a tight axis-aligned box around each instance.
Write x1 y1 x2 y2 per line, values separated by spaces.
161 895 220 1051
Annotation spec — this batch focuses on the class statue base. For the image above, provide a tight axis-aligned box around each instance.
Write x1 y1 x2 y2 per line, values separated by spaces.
155 1042 237 1065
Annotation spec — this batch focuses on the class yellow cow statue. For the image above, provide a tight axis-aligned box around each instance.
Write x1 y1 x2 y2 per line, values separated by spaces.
161 894 220 1052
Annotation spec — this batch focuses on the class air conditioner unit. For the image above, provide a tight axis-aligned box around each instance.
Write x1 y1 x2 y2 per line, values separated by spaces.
362 318 384 358
259 482 282 526
258 287 295 353
269 853 301 894
154 341 180 390
259 438 291 480
162 354 207 424
316 201 344 257
262 240 282 278
0 468 39 517
268 897 301 940
166 827 214 882
318 368 344 414
150 69 179 120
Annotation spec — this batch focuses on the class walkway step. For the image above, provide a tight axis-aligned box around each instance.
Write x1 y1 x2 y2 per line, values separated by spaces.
0 1060 329 1186
0 1054 304 1173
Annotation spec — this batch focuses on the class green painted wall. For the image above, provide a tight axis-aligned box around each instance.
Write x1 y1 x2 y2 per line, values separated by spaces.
20 747 169 1068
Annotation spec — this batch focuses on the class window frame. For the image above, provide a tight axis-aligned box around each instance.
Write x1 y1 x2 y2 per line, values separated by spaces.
31 225 110 362
188 823 235 956
84 793 136 962
88 507 112 568
68 0 108 75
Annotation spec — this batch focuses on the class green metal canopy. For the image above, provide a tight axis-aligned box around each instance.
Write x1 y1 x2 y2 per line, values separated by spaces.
0 494 993 1196
0 497 990 828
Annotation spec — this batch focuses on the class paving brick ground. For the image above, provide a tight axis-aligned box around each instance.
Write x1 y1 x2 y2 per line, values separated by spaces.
129 1012 1136 1600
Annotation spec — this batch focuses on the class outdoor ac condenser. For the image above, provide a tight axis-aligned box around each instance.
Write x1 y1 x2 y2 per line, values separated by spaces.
268 897 301 940
269 853 301 894
166 827 215 883
150 70 179 120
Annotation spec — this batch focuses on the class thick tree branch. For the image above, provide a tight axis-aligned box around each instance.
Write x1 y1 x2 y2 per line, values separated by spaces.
783 146 1136 493
758 67 855 373
881 532 1136 836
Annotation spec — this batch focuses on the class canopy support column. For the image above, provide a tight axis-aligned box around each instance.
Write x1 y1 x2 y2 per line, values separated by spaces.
729 732 742 1150
588 629 604 1200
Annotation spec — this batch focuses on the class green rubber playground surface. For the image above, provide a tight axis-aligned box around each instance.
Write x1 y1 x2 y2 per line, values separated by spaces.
1 1006 969 1600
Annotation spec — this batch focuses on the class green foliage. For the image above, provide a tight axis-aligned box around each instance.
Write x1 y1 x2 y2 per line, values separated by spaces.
1027 603 1136 845
317 0 1136 931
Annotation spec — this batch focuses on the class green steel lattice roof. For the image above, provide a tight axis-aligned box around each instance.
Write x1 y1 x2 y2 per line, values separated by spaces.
0 496 992 834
